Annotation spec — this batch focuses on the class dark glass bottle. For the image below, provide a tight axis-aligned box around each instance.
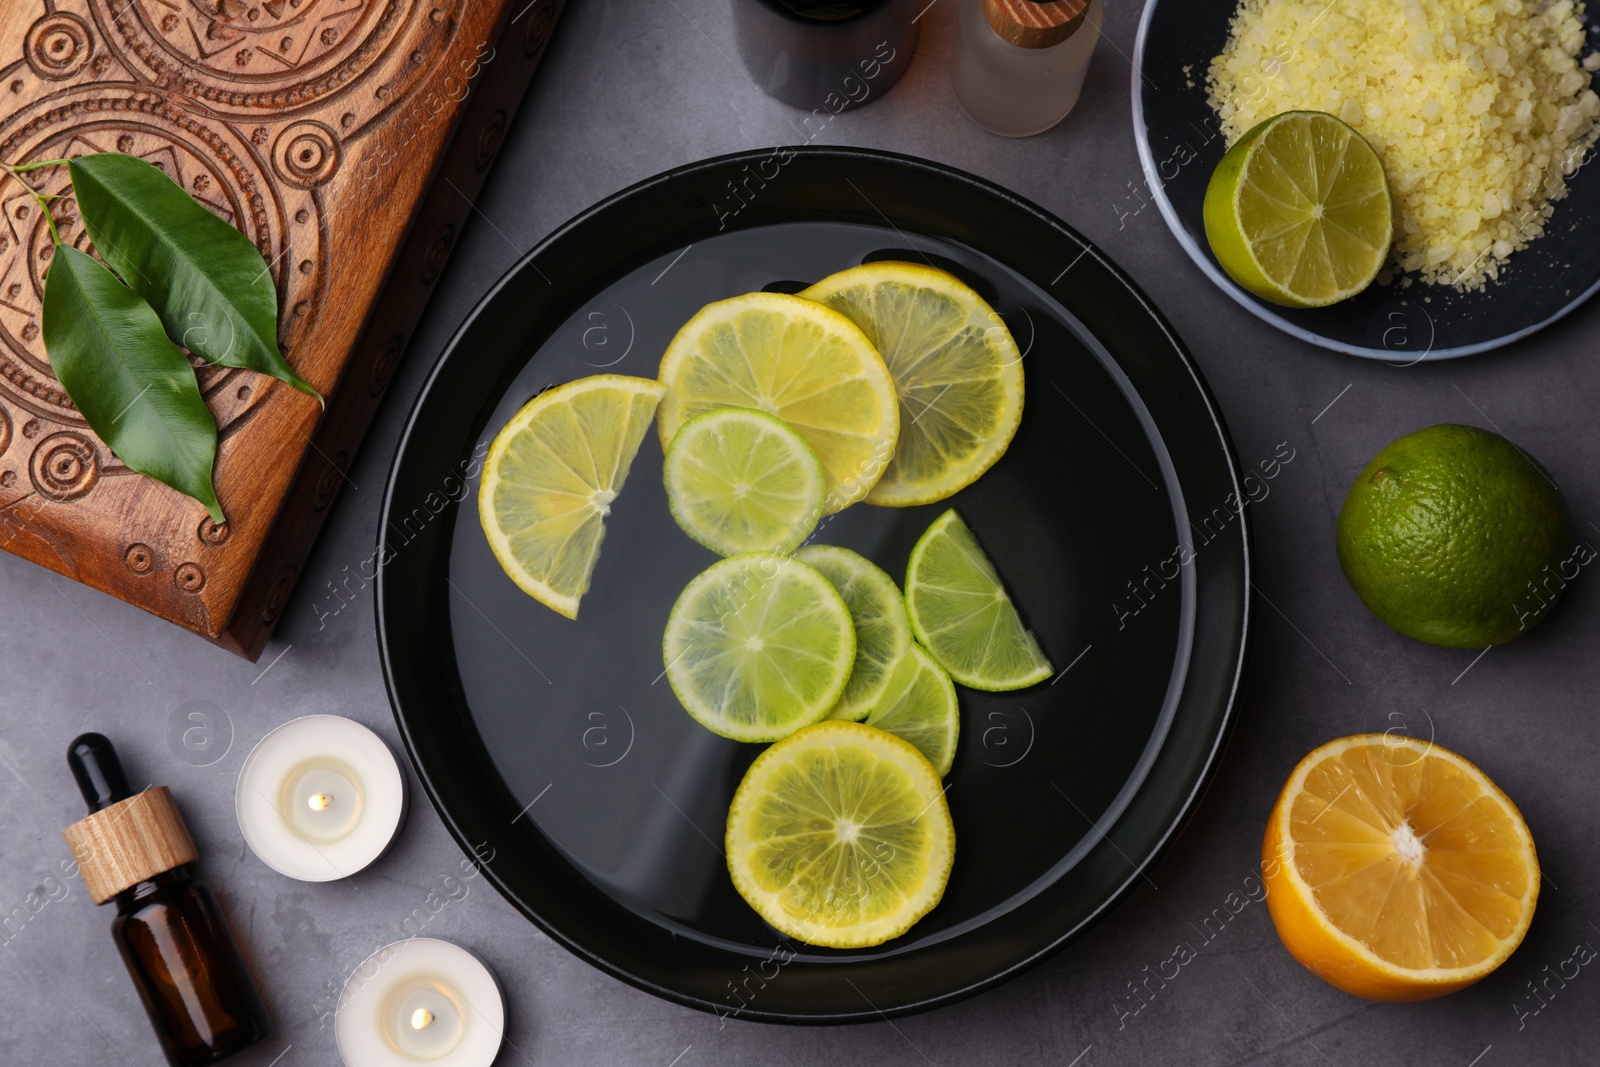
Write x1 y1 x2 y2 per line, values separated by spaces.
732 0 919 112
66 734 272 1067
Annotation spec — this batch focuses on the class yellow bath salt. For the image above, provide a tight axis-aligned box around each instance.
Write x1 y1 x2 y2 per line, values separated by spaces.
1207 0 1600 289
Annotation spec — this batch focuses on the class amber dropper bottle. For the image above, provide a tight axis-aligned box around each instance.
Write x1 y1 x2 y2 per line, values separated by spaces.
63 733 272 1066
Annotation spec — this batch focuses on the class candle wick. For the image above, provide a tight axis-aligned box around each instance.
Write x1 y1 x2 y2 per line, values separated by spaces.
410 1008 434 1030
308 793 333 812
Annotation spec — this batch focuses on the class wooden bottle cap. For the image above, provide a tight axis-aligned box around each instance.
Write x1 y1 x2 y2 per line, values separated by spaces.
63 787 199 904
983 0 1090 47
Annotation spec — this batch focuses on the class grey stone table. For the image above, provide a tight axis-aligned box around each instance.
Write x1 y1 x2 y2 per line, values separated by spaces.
4 2 1599 1064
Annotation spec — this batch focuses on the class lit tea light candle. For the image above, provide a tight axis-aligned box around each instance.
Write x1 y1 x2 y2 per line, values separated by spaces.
235 715 406 881
336 938 504 1067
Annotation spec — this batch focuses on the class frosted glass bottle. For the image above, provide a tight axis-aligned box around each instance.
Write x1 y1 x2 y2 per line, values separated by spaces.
953 0 1103 137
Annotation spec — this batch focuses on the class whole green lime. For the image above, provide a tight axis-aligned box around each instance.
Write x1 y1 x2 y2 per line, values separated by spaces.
1336 424 1572 647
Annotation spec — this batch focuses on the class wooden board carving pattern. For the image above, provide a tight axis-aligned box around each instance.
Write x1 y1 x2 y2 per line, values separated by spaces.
0 0 562 657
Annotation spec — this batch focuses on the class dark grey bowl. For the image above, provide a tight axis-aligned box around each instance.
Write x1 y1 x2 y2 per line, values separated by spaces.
1133 0 1600 359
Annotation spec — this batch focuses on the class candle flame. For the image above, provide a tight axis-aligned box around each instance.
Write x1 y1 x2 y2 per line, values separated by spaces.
410 1008 434 1030
308 793 333 812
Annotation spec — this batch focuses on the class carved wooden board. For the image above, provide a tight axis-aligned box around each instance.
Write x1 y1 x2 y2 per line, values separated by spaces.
0 0 563 658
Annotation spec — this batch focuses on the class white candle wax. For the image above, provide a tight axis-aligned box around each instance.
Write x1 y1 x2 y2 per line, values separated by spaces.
337 939 504 1067
236 715 406 881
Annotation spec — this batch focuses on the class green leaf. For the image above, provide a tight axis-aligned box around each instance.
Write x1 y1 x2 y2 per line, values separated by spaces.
68 153 322 404
43 245 223 522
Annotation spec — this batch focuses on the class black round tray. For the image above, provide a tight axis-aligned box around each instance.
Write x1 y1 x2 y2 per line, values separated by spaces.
376 146 1250 1022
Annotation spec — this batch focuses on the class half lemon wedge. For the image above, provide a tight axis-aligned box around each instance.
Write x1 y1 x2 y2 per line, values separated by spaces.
478 374 665 619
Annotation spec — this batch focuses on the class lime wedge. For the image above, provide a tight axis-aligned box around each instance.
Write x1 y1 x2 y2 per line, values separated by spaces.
905 509 1051 691
478 374 665 619
663 407 825 556
864 644 959 776
725 720 955 948
1203 110 1393 308
795 545 913 722
656 292 898 513
802 262 1024 507
664 554 855 742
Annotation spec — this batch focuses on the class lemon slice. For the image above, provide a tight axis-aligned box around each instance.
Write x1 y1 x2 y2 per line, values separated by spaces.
905 509 1051 691
726 720 955 948
663 554 855 742
478 374 665 619
795 545 914 722
1264 734 1539 1001
663 407 825 556
801 262 1024 507
1203 110 1393 308
656 292 898 513
864 644 959 776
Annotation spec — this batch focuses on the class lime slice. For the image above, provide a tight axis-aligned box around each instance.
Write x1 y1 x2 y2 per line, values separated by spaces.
795 545 914 722
802 262 1024 507
478 374 665 619
1203 110 1393 308
864 644 959 776
664 554 856 742
725 720 955 948
656 292 898 513
663 407 825 556
905 509 1051 691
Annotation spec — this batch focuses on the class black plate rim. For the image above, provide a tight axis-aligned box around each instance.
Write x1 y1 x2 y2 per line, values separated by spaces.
1130 0 1600 361
375 145 1253 1021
